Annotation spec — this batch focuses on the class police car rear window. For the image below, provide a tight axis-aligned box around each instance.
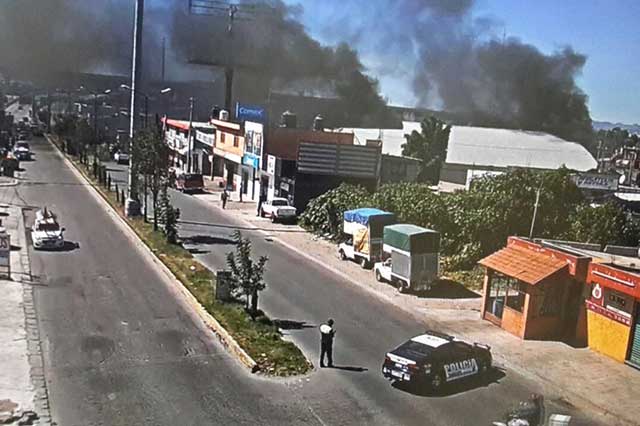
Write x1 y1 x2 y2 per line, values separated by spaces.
397 340 432 357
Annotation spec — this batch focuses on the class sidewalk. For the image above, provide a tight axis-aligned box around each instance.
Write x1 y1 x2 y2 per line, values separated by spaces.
0 205 50 425
192 190 640 426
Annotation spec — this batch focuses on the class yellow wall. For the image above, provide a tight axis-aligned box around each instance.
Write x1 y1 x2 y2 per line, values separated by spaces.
587 310 631 363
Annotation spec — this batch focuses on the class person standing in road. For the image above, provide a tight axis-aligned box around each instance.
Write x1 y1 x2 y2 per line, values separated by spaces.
319 319 336 368
221 189 229 209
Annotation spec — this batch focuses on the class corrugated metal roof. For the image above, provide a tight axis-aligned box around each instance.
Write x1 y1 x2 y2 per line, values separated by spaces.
478 245 568 285
445 126 597 171
338 122 597 172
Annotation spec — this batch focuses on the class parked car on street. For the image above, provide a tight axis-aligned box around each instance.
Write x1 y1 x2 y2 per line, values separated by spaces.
175 172 204 193
31 208 65 250
13 141 31 161
114 151 130 164
382 331 492 391
260 197 297 223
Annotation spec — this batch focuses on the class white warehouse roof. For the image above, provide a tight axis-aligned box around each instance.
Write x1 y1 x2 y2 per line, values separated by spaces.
339 122 597 172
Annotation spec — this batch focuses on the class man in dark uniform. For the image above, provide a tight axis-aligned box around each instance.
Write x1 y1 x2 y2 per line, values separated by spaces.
319 318 336 368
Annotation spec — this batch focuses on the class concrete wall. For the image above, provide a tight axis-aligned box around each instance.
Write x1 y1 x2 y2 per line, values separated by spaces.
587 310 632 362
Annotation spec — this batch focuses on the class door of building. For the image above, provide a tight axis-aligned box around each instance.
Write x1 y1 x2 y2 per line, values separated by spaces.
628 306 640 369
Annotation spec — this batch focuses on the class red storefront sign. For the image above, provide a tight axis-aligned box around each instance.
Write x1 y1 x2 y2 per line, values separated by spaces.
585 300 632 326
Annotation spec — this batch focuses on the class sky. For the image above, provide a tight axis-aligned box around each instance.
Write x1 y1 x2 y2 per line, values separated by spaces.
284 0 640 124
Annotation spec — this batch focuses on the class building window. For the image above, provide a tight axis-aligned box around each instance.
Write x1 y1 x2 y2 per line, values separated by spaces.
506 280 526 313
604 288 633 318
220 133 226 144
233 135 239 147
488 273 525 316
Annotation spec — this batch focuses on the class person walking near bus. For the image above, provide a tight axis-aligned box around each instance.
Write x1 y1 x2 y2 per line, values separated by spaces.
319 319 336 368
221 189 229 209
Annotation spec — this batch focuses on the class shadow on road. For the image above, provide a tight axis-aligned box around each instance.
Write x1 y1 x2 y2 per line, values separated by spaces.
412 279 482 299
187 247 210 255
272 319 316 330
329 365 368 372
181 235 235 246
10 244 21 251
36 241 80 252
391 367 506 397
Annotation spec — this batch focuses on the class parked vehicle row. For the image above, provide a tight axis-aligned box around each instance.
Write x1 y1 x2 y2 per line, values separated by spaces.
337 208 440 293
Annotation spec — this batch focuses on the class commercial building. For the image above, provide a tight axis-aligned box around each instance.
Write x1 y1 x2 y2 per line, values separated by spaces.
210 117 245 195
264 126 375 211
478 237 589 341
338 122 598 191
479 237 640 369
164 118 213 174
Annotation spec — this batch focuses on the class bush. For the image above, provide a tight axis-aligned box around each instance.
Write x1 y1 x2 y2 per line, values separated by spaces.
299 184 371 240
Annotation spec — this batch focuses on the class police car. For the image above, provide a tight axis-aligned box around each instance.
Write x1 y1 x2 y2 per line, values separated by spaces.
382 331 492 390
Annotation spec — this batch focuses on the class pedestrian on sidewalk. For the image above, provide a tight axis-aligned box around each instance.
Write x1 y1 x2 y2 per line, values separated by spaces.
221 189 229 209
319 318 336 368
257 192 266 216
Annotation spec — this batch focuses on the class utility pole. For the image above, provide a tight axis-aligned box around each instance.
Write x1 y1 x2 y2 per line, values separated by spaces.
224 5 237 114
126 0 145 217
529 186 542 239
187 97 194 173
161 37 166 83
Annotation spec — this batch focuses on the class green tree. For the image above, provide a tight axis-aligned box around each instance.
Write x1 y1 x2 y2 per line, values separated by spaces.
134 128 170 229
565 202 640 248
299 184 371 240
157 181 180 244
402 116 451 183
226 231 268 320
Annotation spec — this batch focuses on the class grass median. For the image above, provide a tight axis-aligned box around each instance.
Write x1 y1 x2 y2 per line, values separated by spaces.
50 136 311 376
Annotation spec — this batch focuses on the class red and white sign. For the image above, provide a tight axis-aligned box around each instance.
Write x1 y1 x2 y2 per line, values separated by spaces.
586 300 632 326
592 283 603 301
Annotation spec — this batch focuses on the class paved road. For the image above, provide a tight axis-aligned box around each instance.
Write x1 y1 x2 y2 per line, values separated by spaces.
1 119 602 424
102 161 604 425
1 134 325 426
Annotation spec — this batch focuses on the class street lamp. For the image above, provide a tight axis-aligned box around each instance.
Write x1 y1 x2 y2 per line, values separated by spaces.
78 86 112 145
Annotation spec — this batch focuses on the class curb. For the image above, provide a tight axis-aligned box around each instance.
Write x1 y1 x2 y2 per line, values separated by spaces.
44 135 260 374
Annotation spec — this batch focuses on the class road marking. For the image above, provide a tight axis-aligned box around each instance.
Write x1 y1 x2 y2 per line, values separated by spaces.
307 405 329 426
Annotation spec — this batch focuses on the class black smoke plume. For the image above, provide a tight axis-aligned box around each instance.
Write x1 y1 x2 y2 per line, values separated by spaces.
308 0 594 144
0 0 394 127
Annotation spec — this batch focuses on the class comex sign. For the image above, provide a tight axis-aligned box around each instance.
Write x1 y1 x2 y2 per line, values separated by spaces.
235 103 266 124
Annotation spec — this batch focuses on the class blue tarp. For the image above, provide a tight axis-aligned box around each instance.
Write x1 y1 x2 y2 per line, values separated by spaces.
343 208 394 226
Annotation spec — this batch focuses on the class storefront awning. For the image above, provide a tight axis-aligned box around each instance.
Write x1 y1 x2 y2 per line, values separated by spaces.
479 245 568 285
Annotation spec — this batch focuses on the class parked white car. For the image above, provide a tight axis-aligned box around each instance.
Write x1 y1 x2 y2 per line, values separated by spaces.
31 208 65 250
114 151 130 164
260 197 297 223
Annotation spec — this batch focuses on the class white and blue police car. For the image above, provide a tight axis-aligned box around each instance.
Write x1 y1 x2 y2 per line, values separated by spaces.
382 330 492 390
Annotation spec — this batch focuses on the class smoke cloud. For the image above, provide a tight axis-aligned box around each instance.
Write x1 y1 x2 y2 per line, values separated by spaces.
0 0 392 126
304 0 593 143
0 0 594 141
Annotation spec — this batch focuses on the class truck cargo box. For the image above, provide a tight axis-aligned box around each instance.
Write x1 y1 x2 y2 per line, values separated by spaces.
383 224 440 254
343 208 395 236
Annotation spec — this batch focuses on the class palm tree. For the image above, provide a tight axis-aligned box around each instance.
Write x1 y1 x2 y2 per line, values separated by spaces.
402 116 451 184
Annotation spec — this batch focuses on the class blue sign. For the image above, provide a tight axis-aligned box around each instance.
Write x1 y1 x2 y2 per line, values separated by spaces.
235 103 266 123
243 154 260 169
